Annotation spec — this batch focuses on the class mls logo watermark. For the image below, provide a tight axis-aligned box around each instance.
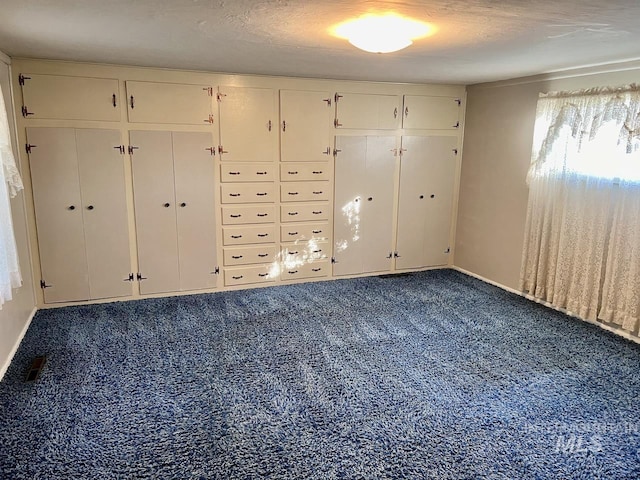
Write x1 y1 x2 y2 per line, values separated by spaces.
554 435 603 455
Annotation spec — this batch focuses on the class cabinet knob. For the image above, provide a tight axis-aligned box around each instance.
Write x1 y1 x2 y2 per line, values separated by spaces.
180 202 187 207
419 195 424 199
87 205 94 210
68 205 76 211
368 197 373 201
431 194 435 198
164 203 170 208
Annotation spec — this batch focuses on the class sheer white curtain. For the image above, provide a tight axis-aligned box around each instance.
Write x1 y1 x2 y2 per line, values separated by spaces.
0 83 24 307
521 85 640 332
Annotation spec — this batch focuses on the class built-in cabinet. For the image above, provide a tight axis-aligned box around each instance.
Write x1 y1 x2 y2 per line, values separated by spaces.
27 127 131 302
15 63 464 305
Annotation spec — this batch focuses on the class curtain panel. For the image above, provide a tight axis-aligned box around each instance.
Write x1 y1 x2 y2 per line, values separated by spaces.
521 85 640 332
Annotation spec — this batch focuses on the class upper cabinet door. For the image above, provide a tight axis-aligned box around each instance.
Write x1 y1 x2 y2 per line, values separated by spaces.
20 74 120 121
402 95 462 130
280 90 334 162
126 81 214 124
218 86 277 162
334 93 401 130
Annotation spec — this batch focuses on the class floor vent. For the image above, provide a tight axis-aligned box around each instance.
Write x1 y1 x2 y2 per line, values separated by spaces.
25 355 47 383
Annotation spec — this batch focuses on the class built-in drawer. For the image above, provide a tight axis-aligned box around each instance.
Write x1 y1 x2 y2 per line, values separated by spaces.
281 241 329 264
221 205 276 225
280 163 330 182
280 181 330 202
223 225 276 246
221 163 275 182
221 183 275 204
281 203 330 222
223 245 277 266
224 264 275 287
280 223 329 242
280 260 330 281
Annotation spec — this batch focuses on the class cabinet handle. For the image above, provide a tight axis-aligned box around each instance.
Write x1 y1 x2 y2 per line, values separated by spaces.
257 213 268 217
404 106 408 117
431 194 435 198
420 195 424 199
312 171 323 174
288 192 299 196
367 197 373 201
87 205 94 210
312 211 322 215
256 171 268 175
112 94 117 108
230 214 242 218
257 233 269 237
256 192 268 196
288 212 298 216
288 270 298 274
163 203 170 208
288 232 298 236
231 235 243 239
287 171 298 175
257 253 269 258
394 107 398 118
258 273 269 277
231 255 243 259
288 251 299 255
180 202 187 207
282 120 286 132
68 205 76 211
130 95 135 109
229 193 241 197
232 275 244 280
312 249 321 253
268 120 272 131
312 191 323 195
229 171 241 175
312 268 322 272
453 121 460 128
312 230 322 234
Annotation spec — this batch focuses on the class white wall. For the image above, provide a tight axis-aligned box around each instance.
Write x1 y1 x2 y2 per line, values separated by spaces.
0 53 36 380
454 60 640 336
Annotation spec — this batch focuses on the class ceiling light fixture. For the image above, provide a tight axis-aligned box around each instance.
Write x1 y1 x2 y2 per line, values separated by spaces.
332 13 433 54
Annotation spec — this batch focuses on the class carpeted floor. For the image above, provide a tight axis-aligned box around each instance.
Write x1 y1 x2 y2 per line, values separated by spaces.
1 269 640 479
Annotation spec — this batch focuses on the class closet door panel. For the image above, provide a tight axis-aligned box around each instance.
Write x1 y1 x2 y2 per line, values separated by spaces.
126 81 213 124
173 131 218 291
333 136 366 276
130 130 180 294
76 129 132 299
27 127 90 303
335 93 401 130
218 86 277 162
402 95 461 130
280 90 334 162
362 136 396 273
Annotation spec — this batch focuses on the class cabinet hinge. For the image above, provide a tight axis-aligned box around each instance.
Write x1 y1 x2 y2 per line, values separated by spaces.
455 98 462 106
205 114 215 124
394 252 401 258
453 148 458 156
114 145 125 154
331 257 337 264
25 143 37 154
334 118 342 128
21 105 34 117
386 252 393 259
40 280 52 289
216 92 226 102
391 148 398 156
323 97 332 106
333 148 341 157
334 93 343 103
211 267 220 275
206 146 216 156
445 247 451 254
204 86 214 96
136 273 148 281
218 145 228 155
18 74 31 86
453 121 460 129
399 148 406 156
123 273 135 282
128 145 139 155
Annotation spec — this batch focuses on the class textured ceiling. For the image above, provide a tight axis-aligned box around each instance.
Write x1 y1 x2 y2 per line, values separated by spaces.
1 0 640 84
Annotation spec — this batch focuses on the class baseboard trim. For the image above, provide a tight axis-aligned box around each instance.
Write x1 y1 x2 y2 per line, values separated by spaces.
451 266 640 346
0 307 37 382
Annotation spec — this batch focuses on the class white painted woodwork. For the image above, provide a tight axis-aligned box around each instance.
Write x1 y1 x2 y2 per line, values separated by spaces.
280 181 330 202
218 86 277 162
224 264 274 286
335 93 401 130
130 131 180 294
20 74 120 121
27 128 90 303
220 163 275 182
280 162 330 181
223 245 277 266
280 90 334 162
281 241 329 263
281 260 329 281
126 81 213 124
221 205 276 225
280 203 330 222
333 136 397 276
222 225 276 246
75 129 131 299
172 131 218 291
220 183 276 204
397 136 458 269
280 223 329 242
402 96 461 130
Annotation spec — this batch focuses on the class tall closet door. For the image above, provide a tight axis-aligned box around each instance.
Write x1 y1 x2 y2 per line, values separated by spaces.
27 128 90 302
362 136 396 273
218 86 277 162
173 132 218 291
333 136 366 276
75 129 131 299
396 136 457 269
280 90 334 162
130 131 180 294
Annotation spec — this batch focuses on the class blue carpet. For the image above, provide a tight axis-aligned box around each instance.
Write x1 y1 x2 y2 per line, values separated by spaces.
1 269 640 479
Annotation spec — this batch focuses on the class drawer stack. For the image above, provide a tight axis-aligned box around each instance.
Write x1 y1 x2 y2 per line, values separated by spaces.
220 163 277 286
279 163 331 281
